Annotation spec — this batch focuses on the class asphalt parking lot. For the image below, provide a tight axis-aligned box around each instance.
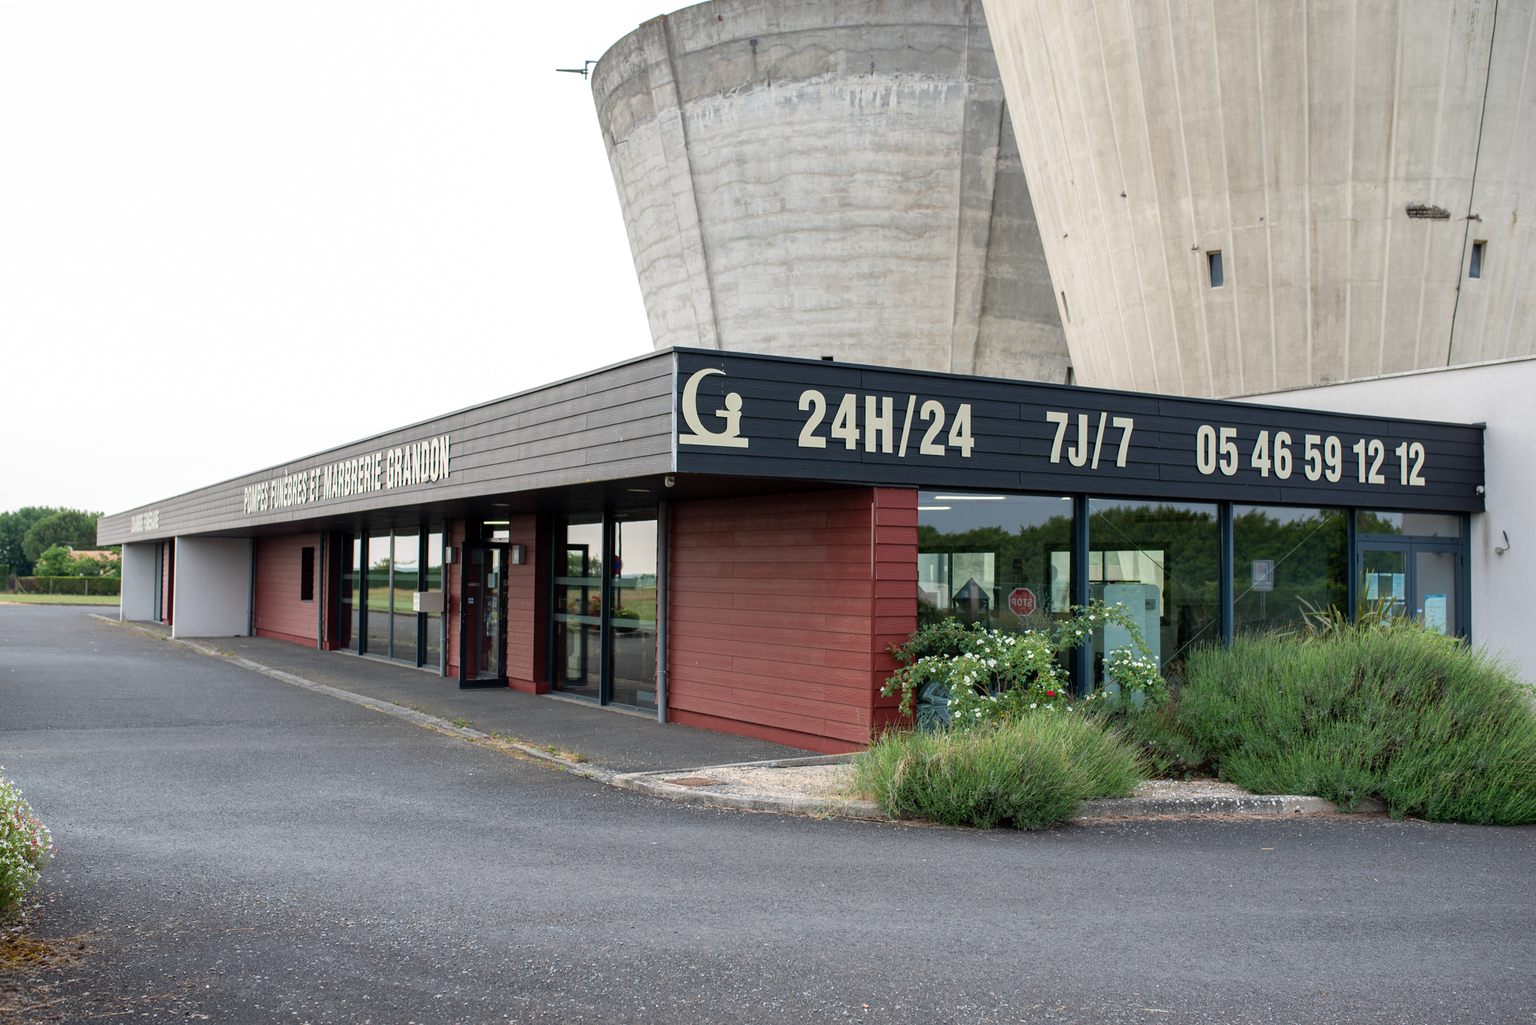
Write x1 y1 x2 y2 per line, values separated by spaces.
3 605 1533 1025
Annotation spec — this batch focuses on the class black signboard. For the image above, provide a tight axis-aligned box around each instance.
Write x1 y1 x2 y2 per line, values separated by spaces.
672 350 1485 512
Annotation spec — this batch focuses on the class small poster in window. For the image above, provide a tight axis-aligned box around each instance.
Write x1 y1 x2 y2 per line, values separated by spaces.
1423 594 1448 635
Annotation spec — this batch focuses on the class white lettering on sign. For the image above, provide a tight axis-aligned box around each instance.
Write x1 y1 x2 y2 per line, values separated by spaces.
797 390 974 458
130 510 160 533
1193 425 1429 488
242 434 451 515
1045 411 1135 470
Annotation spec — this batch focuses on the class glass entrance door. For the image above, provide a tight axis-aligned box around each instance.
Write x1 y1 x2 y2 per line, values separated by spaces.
1356 541 1465 637
554 520 603 699
460 543 507 687
1413 546 1461 637
552 515 658 711
610 518 658 710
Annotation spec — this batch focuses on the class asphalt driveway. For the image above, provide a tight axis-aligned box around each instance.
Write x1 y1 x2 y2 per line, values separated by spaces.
2 605 1533 1024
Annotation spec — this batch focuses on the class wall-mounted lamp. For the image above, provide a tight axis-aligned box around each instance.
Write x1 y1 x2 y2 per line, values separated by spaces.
1495 530 1511 556
509 544 527 565
443 546 455 564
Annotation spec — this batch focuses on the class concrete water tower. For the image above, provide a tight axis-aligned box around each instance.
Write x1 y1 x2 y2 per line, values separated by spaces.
591 0 1071 381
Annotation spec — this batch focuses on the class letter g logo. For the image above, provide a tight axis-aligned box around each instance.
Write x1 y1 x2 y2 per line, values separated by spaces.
679 368 749 449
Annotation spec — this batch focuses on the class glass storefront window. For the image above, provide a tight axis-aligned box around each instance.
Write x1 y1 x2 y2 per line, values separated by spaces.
917 491 1074 632
1357 510 1462 538
342 535 360 651
1233 506 1347 637
1088 499 1219 682
392 533 420 663
424 531 443 669
365 534 392 657
335 526 443 668
611 518 658 710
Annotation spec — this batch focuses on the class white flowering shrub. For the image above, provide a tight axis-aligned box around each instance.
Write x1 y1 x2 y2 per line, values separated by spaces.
0 767 55 921
883 601 1167 731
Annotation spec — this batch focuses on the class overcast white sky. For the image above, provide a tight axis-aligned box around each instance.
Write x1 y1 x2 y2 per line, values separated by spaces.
0 1 670 516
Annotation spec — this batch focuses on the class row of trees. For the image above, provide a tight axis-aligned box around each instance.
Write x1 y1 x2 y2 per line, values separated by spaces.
0 507 106 577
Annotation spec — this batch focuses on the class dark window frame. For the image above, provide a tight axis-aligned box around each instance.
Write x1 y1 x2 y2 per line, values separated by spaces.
299 546 315 602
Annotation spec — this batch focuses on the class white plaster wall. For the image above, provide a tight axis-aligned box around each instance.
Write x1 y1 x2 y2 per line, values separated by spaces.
1248 357 1535 683
171 537 252 639
592 0 1070 381
984 0 1536 397
119 542 158 622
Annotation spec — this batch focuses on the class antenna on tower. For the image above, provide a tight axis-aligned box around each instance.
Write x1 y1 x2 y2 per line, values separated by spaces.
556 60 598 79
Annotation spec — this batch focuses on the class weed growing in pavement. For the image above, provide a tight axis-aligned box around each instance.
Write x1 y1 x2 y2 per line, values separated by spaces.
451 718 470 729
0 769 54 922
852 715 1145 829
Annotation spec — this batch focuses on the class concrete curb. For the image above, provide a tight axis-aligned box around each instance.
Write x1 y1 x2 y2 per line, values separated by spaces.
93 614 1348 826
611 772 891 820
611 755 891 821
1075 793 1341 820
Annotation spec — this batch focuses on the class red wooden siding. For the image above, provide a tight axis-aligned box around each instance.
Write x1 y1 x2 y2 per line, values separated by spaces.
667 488 918 753
504 514 550 693
871 490 919 733
253 533 320 646
161 540 174 625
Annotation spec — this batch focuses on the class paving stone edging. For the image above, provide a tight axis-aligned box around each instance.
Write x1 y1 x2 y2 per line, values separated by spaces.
611 756 892 820
612 761 1345 823
96 616 1347 825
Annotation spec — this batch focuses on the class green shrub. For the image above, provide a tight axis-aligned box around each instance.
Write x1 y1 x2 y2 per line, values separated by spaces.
1086 694 1208 779
852 715 1147 829
0 768 54 921
1178 627 1536 824
883 602 1167 729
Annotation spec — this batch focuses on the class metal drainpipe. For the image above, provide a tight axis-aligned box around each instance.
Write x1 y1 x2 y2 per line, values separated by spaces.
247 539 257 638
1071 495 1091 695
1219 502 1234 646
656 499 670 724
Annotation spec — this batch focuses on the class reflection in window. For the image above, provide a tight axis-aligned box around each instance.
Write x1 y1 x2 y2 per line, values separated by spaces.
391 533 420 664
1357 510 1462 538
917 492 1073 632
610 518 658 711
424 532 443 669
1233 506 1347 636
554 520 604 700
365 534 392 657
341 536 360 651
1087 499 1219 682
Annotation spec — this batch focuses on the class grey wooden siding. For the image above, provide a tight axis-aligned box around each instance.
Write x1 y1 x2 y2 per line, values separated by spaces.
100 353 675 545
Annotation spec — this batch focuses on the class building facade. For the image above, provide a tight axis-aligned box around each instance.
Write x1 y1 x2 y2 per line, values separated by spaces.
100 350 1487 751
586 0 1536 682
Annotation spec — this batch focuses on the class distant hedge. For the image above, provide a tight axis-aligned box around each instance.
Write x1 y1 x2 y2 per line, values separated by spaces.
11 576 121 596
